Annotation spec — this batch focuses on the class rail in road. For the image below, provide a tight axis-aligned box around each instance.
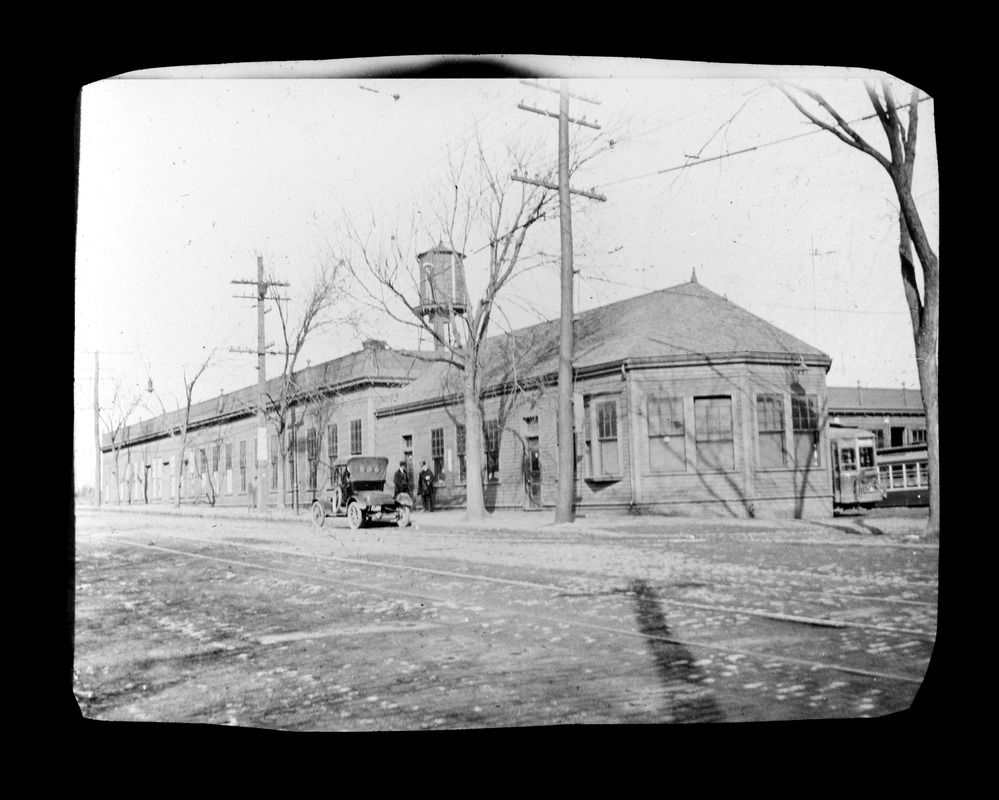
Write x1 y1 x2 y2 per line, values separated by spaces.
75 513 936 726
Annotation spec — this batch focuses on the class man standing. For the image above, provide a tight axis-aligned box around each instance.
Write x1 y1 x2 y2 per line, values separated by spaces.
393 460 410 500
418 460 435 512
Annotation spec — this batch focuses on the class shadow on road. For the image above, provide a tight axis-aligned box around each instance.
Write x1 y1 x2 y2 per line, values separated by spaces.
629 579 725 723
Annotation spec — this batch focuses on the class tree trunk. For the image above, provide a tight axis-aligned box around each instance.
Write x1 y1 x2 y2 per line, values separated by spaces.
277 444 287 510
916 340 939 536
899 216 939 537
174 440 186 508
463 368 486 520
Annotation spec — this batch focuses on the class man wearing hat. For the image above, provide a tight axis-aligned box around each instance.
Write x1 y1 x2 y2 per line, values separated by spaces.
418 460 435 512
393 460 410 500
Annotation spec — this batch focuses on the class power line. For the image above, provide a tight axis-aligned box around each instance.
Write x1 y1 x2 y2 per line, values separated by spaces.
598 97 933 190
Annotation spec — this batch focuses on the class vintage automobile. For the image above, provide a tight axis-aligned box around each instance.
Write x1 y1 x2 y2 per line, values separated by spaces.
311 456 413 529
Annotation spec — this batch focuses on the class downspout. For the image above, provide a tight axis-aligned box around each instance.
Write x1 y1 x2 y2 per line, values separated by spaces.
623 361 639 511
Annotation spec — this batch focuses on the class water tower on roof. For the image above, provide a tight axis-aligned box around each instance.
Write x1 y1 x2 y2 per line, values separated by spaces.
416 240 470 350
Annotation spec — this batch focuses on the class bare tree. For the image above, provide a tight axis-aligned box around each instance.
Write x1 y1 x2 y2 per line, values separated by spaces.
337 139 560 520
774 78 939 536
97 379 142 505
146 353 215 508
199 418 230 507
264 257 354 510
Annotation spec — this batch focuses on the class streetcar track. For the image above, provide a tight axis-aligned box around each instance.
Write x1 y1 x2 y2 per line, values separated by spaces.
117 536 929 685
129 531 937 635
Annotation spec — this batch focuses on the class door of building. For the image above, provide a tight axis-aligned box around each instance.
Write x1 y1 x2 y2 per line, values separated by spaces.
403 435 414 494
525 436 541 509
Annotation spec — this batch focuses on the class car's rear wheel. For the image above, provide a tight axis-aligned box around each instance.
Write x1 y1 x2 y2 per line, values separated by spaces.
311 501 326 529
347 502 364 529
396 504 411 528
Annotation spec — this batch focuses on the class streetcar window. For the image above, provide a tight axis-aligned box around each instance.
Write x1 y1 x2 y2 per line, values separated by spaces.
891 464 904 486
859 446 875 468
905 463 918 487
840 447 856 469
918 462 929 487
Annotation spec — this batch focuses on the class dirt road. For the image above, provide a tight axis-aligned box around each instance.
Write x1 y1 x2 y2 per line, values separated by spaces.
72 508 938 730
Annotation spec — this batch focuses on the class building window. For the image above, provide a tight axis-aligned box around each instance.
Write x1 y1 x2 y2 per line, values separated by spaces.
270 435 279 490
911 428 927 444
328 424 338 462
456 423 467 483
791 394 820 467
694 396 734 471
225 443 233 495
350 419 362 455
212 445 220 475
648 397 685 472
306 427 318 491
239 441 247 492
596 399 620 476
484 419 500 481
756 393 786 468
582 396 622 479
890 426 905 448
876 429 885 449
431 427 445 481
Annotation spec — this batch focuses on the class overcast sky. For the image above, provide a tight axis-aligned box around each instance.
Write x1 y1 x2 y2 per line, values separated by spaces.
73 55 938 490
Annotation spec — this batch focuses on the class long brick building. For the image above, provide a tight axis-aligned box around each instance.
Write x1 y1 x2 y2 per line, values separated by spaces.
101 265 848 518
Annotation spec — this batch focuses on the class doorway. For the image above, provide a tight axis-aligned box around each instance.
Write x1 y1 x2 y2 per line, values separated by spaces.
402 435 414 491
525 436 541 509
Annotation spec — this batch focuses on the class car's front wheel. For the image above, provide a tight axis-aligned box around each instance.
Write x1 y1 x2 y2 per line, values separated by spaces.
347 502 365 529
396 504 411 528
311 501 326 529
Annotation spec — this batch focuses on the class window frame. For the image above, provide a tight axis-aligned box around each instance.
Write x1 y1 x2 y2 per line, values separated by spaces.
455 423 467 484
328 424 339 462
646 396 686 474
239 440 247 493
693 395 736 472
755 392 787 469
270 434 279 490
791 394 821 468
431 427 445 483
484 419 501 482
350 419 362 455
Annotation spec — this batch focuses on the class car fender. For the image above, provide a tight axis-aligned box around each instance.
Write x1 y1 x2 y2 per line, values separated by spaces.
313 497 334 516
395 492 413 508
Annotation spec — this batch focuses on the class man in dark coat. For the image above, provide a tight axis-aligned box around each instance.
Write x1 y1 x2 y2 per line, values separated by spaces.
393 460 410 499
418 461 435 511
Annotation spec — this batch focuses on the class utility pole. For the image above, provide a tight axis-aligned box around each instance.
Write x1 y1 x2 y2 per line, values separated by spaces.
231 256 289 511
515 79 605 524
94 351 101 507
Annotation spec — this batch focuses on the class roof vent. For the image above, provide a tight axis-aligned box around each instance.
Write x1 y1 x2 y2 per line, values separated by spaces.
691 268 698 284
363 339 388 351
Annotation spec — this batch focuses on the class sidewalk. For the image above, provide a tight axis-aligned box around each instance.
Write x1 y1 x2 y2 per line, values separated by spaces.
75 501 936 545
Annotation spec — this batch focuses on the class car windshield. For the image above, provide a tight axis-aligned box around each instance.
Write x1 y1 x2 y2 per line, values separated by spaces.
346 457 388 483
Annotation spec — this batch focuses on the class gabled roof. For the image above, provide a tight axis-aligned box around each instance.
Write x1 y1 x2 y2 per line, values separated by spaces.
827 386 924 414
378 279 831 415
106 345 432 449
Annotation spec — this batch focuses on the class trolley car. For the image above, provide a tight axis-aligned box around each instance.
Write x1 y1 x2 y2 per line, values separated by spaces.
875 444 929 507
829 426 887 513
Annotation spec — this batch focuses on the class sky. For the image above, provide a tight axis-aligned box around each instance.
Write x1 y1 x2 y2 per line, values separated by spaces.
73 55 938 491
